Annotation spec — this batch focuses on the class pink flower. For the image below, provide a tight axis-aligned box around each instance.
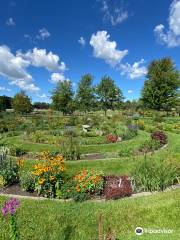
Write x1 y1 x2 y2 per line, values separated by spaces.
1 198 20 217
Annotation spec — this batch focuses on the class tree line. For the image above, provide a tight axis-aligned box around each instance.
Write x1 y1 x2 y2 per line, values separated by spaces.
0 57 179 114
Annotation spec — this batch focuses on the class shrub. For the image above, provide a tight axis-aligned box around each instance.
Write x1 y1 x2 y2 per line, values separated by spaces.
106 134 118 143
122 125 138 140
20 171 35 192
132 157 178 192
30 131 47 143
59 180 88 202
0 147 19 186
0 121 8 133
31 151 65 198
9 145 27 157
151 131 167 146
138 139 161 153
103 175 132 200
73 169 104 200
137 120 145 130
61 136 81 161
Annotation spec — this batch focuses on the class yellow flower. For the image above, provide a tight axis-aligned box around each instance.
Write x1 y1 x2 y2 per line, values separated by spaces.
60 165 65 171
16 159 25 168
50 176 55 181
38 178 45 185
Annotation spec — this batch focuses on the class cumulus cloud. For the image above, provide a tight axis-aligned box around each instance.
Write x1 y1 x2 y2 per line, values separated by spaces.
101 0 128 26
36 28 51 40
49 72 66 84
18 48 66 72
0 45 39 92
154 0 180 47
6 17 15 26
0 45 68 92
120 59 147 79
78 37 86 46
90 30 128 66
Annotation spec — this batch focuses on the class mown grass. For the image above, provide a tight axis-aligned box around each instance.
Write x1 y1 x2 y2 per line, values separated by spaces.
0 189 180 240
1 131 149 154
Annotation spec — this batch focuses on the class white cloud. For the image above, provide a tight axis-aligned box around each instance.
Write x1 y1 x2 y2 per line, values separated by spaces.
0 86 11 92
90 30 128 66
78 37 86 46
127 89 133 94
154 0 180 47
120 59 147 79
0 45 68 92
0 45 38 92
18 48 66 72
36 28 50 40
6 17 15 26
101 0 128 26
50 73 66 84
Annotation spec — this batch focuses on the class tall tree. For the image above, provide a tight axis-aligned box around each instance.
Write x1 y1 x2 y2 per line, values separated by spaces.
75 74 95 112
51 80 74 114
141 57 180 111
96 76 124 115
13 91 32 114
0 95 12 111
33 102 50 110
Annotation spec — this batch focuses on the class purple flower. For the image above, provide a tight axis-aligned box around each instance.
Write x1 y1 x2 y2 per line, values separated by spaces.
1 198 20 217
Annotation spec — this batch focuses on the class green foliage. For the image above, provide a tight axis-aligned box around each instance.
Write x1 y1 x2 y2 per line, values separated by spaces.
13 91 32 114
141 57 180 111
138 139 160 153
132 157 179 192
9 145 27 157
118 147 134 157
0 148 19 186
20 171 35 192
60 136 81 160
96 76 124 114
75 74 95 112
51 80 75 114
0 95 12 111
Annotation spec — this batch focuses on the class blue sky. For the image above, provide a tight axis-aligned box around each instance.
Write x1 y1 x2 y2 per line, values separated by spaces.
0 0 180 102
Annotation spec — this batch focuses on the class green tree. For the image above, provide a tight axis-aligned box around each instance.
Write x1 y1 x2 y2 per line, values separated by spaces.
13 91 32 114
0 95 12 111
51 80 74 115
96 76 124 115
141 57 180 111
75 74 95 113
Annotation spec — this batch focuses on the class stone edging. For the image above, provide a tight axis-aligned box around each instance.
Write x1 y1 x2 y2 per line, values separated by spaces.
0 185 179 202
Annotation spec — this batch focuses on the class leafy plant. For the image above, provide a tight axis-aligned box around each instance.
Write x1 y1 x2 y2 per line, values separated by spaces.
106 134 118 143
31 151 65 198
138 139 161 153
2 198 20 240
9 145 27 157
132 157 178 192
73 169 104 201
0 148 19 186
151 131 168 146
103 175 132 200
20 171 35 192
61 136 81 161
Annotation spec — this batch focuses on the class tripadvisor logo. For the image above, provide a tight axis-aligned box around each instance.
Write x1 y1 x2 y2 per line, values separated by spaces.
135 227 173 235
135 227 143 235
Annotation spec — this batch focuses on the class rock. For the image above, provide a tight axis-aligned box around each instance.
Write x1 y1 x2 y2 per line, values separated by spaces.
82 124 91 132
96 130 103 136
117 136 122 142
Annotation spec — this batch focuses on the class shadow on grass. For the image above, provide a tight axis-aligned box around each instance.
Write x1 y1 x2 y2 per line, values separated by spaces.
63 225 76 240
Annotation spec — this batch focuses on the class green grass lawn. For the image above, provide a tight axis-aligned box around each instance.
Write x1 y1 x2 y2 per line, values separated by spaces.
0 189 179 240
1 131 149 154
